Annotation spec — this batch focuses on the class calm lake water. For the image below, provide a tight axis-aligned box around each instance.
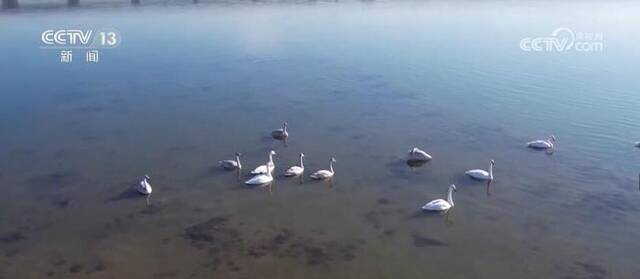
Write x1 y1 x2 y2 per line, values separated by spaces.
1 1 640 278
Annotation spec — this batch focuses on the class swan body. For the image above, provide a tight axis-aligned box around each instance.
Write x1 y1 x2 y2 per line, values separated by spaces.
466 160 495 181
527 135 556 150
251 150 276 175
272 122 288 139
408 147 432 161
310 157 336 180
245 164 273 185
422 184 456 211
284 153 305 177
219 153 242 170
137 175 152 195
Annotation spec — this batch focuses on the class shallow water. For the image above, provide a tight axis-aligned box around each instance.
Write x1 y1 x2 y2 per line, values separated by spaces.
1 1 640 278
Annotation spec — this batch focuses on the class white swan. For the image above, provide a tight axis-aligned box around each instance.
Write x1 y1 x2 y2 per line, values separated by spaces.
284 153 305 177
310 157 336 180
465 160 494 181
272 122 288 139
422 184 456 211
407 147 432 161
137 175 152 195
527 135 556 150
251 150 276 175
219 153 242 170
245 163 274 185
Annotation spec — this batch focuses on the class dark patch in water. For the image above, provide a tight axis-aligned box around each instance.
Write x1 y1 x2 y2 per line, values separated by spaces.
273 228 294 245
183 215 241 270
0 231 26 244
51 258 67 266
94 264 105 272
111 98 124 104
384 160 411 180
363 211 383 230
377 198 391 205
105 181 144 203
69 263 83 273
412 233 447 247
575 261 607 279
29 171 79 190
578 191 639 223
205 165 227 178
4 248 19 257
576 164 626 187
327 125 348 133
406 160 428 168
166 144 199 155
76 105 104 113
226 260 242 272
356 73 384 82
383 229 395 237
102 217 127 234
52 197 71 208
184 216 235 246
139 204 163 215
522 218 549 235
81 135 99 143
406 209 448 221
153 271 178 278
248 228 361 266
183 218 360 270
419 110 443 118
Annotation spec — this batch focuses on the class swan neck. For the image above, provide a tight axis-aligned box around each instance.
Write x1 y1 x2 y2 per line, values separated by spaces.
299 156 304 169
236 155 241 168
329 161 334 174
489 162 494 179
268 153 274 164
447 187 454 206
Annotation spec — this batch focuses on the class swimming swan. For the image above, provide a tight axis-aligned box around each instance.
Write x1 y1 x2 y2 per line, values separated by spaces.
422 184 456 211
251 150 276 175
527 135 556 150
219 153 242 170
310 157 336 180
137 175 152 195
465 160 494 181
245 164 274 185
284 153 305 177
407 147 432 161
272 122 288 139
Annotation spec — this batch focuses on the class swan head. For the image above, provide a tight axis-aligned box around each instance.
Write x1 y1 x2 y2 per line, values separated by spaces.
283 122 288 129
330 157 336 163
409 147 419 154
490 159 495 165
235 152 242 157
450 184 457 192
270 150 277 156
550 135 557 142
144 174 151 180
299 153 305 158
